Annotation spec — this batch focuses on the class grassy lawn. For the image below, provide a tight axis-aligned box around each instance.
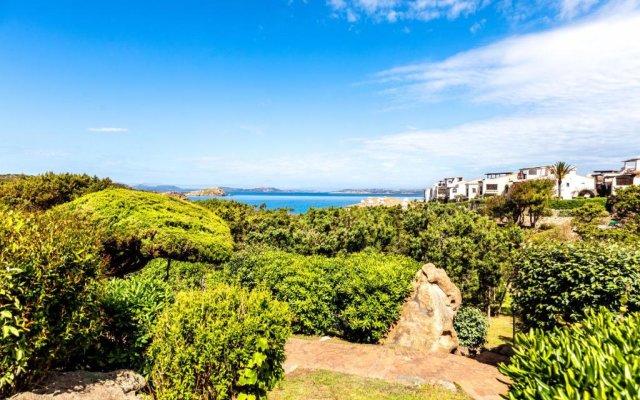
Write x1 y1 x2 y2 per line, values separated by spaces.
486 315 514 349
270 369 470 400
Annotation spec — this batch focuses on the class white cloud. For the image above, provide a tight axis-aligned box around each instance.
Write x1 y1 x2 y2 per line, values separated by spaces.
328 0 486 23
469 18 486 33
363 5 640 179
560 0 600 19
88 127 128 133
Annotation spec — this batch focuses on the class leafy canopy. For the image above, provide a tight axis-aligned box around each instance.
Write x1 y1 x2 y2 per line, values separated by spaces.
0 172 115 211
58 188 233 274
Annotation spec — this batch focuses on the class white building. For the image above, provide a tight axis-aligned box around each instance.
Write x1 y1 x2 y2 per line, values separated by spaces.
480 172 516 197
465 179 482 200
591 158 640 195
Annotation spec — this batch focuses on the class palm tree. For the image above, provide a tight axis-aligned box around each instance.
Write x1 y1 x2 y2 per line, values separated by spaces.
550 161 576 199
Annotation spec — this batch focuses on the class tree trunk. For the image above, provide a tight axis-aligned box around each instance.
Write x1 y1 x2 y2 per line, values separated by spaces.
558 180 562 199
165 259 172 282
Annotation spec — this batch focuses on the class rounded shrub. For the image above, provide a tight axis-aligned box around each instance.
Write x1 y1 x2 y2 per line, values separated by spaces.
453 306 488 350
221 249 419 343
501 308 640 399
148 285 291 400
58 188 234 275
513 241 640 330
0 209 103 396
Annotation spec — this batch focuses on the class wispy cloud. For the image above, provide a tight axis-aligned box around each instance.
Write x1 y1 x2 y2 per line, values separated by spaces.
88 127 128 133
362 4 640 178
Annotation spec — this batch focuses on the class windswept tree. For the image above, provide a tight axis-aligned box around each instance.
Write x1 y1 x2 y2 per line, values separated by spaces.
57 188 234 276
550 161 576 199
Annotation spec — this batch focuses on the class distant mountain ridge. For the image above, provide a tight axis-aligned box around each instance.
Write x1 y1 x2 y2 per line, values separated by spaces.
134 184 422 195
331 189 423 195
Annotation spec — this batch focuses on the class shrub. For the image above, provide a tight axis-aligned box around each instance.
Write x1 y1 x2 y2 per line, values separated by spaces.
611 185 640 234
220 250 419 343
513 241 640 330
58 188 234 275
134 258 216 291
88 276 173 373
453 307 488 350
0 209 103 396
501 308 640 399
148 285 291 400
202 201 522 311
0 172 115 211
548 197 607 210
571 202 608 224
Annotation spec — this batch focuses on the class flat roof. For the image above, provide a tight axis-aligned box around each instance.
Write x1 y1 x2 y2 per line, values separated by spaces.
519 165 551 170
623 158 640 162
485 172 513 175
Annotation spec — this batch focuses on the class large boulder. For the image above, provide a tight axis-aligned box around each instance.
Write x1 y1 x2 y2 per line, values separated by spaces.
384 263 462 353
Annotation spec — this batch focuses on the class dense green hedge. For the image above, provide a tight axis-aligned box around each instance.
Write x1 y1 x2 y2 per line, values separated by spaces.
88 275 173 373
548 197 607 210
453 307 488 350
513 241 640 330
0 209 103 396
149 285 291 400
200 200 522 309
501 308 640 399
134 258 213 291
59 188 234 275
0 172 115 211
219 250 419 343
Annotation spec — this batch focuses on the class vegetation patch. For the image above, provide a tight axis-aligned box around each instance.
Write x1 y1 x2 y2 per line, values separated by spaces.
58 188 234 275
453 307 488 350
513 241 640 330
149 285 291 400
220 249 419 343
269 369 470 400
501 308 640 399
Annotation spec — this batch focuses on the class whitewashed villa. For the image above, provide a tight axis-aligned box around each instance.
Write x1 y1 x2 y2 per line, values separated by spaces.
425 158 640 202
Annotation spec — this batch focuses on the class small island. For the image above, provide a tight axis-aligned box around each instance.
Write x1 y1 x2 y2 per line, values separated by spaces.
185 187 226 197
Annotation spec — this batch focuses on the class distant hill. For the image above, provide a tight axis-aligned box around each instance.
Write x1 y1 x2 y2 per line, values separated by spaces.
134 184 190 193
332 189 423 195
221 187 288 193
186 187 226 197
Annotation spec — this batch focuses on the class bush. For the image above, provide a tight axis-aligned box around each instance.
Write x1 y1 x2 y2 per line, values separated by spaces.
453 307 488 350
134 258 215 291
148 285 291 400
548 197 607 210
200 201 522 310
88 276 173 373
220 250 419 343
58 188 234 275
611 185 640 234
0 172 115 211
501 308 640 399
0 209 103 396
513 241 640 330
571 202 608 224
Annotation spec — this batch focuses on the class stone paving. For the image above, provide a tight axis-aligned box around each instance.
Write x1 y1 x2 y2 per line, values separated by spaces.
284 338 509 400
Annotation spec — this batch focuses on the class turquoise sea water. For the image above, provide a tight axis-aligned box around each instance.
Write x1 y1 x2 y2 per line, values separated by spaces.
189 192 424 214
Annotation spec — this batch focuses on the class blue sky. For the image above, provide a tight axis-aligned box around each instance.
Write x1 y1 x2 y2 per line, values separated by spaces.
1 0 639 189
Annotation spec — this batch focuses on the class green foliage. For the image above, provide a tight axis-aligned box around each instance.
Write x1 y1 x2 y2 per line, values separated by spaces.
200 201 522 309
135 258 215 291
0 209 103 396
453 307 488 350
59 188 234 275
571 202 608 224
513 241 640 330
501 308 640 399
0 172 115 211
89 275 173 373
549 197 607 210
611 185 640 234
149 285 291 400
486 179 555 227
220 250 418 343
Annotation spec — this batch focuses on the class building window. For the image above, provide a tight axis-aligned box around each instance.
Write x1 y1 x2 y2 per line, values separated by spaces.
472 188 477 193
616 175 634 186
566 182 570 187
529 169 538 175
486 184 498 191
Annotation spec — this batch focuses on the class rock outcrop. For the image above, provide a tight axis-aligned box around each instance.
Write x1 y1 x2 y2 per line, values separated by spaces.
12 370 146 400
185 187 226 197
384 263 462 353
160 191 188 200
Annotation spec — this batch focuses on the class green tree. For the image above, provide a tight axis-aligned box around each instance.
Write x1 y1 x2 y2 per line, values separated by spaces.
0 172 116 211
549 161 575 199
57 188 234 276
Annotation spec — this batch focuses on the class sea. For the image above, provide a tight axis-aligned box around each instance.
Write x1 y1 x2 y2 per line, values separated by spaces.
189 192 424 214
